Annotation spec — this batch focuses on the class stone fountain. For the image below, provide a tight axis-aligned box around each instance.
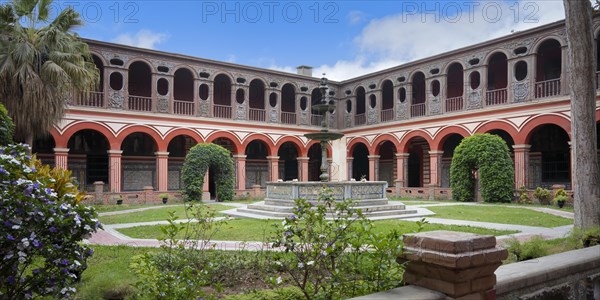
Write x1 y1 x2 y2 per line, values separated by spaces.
229 76 427 220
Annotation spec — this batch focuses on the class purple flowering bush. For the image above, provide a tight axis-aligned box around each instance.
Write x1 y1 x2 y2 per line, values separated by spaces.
0 144 101 299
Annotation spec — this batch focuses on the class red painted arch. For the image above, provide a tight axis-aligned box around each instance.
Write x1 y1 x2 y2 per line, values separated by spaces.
372 134 400 154
58 122 115 148
242 133 276 156
206 131 242 154
475 121 520 143
115 125 163 151
431 126 471 151
520 114 571 144
164 128 204 146
399 130 434 153
275 136 305 156
347 137 371 156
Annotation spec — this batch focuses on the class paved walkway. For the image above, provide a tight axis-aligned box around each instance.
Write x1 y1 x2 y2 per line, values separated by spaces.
88 201 575 250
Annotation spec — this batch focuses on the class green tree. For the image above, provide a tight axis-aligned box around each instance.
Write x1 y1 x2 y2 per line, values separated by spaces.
0 0 98 144
450 134 514 203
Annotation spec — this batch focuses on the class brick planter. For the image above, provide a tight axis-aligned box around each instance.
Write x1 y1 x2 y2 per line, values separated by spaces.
398 231 508 299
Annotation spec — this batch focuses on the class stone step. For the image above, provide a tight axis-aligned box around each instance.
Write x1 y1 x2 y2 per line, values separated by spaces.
248 203 407 213
263 198 392 207
235 207 419 219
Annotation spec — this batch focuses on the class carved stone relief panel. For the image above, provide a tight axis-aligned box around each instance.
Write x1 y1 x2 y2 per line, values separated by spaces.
467 90 482 109
367 108 378 125
396 101 408 120
199 100 209 117
157 97 169 113
300 111 309 125
513 82 530 102
429 97 441 115
269 108 278 123
236 104 246 120
109 90 124 109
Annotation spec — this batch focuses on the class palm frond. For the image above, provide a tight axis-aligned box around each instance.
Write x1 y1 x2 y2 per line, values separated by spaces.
0 0 97 141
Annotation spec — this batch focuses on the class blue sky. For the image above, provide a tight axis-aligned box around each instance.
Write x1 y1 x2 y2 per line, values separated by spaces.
51 0 566 80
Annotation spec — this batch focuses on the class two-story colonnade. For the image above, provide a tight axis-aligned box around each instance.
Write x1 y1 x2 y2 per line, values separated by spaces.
33 18 600 200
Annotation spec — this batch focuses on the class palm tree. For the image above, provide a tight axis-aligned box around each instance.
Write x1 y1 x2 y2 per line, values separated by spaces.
0 0 98 145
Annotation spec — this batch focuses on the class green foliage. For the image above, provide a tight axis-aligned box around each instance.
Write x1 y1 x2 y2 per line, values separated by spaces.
182 143 235 201
517 186 532 204
0 144 101 299
450 133 514 203
533 187 551 205
271 188 405 299
505 236 548 262
0 0 99 141
0 104 14 145
225 287 304 300
129 204 277 299
566 227 600 248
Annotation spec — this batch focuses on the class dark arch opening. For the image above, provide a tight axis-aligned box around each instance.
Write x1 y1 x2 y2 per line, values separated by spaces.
68 129 110 191
351 143 369 180
167 135 197 190
441 134 464 188
128 61 152 97
307 143 323 181
377 141 396 187
245 140 269 188
406 137 430 187
355 86 366 125
174 68 194 102
121 132 157 191
278 142 299 181
528 124 571 189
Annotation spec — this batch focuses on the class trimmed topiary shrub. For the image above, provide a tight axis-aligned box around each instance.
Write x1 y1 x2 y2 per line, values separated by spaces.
181 143 234 201
0 103 15 145
450 133 514 202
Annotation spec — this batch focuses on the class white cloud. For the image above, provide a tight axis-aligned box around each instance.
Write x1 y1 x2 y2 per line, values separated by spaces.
347 10 366 25
113 29 169 49
313 0 566 81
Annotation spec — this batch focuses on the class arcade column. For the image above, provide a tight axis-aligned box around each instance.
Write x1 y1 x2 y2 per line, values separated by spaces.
368 155 380 181
233 154 247 192
108 150 123 193
297 156 309 182
155 151 169 192
513 144 531 188
267 156 280 182
53 148 69 170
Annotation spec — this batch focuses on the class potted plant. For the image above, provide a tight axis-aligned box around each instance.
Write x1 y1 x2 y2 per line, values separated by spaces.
553 188 568 209
159 193 169 204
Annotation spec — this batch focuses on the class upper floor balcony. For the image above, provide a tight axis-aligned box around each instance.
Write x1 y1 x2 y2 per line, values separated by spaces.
339 36 575 128
69 53 332 129
70 19 599 131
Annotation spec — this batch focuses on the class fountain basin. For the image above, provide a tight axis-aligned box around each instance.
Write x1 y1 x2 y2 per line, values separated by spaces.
229 181 426 220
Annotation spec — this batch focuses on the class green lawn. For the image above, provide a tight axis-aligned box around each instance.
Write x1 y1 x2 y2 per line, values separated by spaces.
98 204 234 225
400 200 443 205
92 203 157 213
427 205 573 227
76 245 157 300
117 218 517 242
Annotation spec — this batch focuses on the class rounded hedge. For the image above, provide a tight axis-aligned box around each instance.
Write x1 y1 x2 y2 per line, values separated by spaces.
450 133 514 202
181 143 234 201
0 103 15 145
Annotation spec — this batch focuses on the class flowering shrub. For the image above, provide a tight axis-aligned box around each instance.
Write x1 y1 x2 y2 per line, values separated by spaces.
271 188 405 299
0 144 101 299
